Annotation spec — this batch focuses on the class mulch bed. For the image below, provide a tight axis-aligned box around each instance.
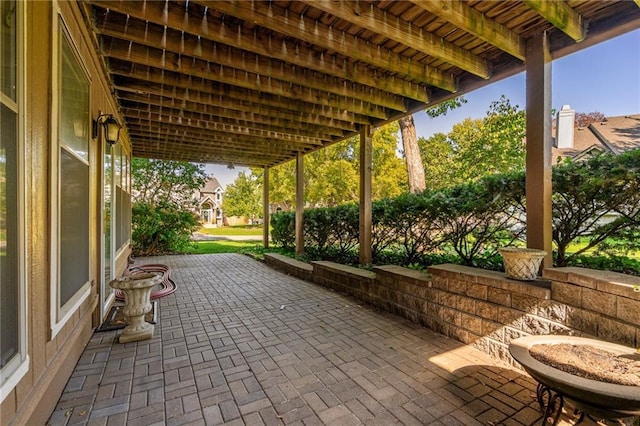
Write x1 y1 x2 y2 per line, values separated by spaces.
530 344 640 386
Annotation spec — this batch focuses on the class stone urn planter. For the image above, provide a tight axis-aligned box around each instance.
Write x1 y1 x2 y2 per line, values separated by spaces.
109 272 162 343
509 335 640 424
498 247 547 281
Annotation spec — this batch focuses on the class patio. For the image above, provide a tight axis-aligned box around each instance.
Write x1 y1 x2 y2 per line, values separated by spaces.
47 253 588 426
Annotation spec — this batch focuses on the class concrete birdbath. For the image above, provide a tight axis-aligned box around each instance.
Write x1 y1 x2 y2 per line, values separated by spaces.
509 335 640 425
109 272 162 343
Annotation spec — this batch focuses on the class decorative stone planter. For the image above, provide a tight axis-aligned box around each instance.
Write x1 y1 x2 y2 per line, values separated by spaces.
509 335 640 424
109 272 162 343
499 247 547 281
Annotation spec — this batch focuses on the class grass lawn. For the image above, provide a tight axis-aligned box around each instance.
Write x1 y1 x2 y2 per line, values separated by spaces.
184 240 263 255
197 225 263 236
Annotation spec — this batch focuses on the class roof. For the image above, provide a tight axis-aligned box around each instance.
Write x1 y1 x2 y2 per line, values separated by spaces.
552 113 640 161
201 176 223 194
80 1 640 168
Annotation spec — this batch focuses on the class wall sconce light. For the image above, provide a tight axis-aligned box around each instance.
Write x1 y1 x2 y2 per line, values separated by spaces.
93 112 122 145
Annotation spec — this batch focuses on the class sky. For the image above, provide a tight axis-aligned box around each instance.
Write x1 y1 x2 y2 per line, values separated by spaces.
207 29 640 187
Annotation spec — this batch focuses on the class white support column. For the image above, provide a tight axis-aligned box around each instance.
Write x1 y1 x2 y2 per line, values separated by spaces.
359 125 372 265
525 31 553 269
263 167 270 248
295 152 304 255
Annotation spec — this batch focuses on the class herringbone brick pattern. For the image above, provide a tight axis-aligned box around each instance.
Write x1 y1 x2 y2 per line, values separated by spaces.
47 254 575 425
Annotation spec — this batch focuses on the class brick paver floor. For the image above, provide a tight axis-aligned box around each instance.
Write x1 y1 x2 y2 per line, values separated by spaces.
47 254 594 425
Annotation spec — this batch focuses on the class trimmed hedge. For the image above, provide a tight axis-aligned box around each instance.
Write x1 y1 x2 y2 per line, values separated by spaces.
270 149 640 273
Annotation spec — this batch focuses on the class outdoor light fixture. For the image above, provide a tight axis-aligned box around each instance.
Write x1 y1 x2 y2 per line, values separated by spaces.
93 112 122 145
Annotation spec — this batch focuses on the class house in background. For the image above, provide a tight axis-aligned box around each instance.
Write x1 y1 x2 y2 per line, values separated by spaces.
552 106 640 162
196 176 224 226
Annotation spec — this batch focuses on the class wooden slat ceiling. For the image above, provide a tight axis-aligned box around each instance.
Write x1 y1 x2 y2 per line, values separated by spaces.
81 0 640 168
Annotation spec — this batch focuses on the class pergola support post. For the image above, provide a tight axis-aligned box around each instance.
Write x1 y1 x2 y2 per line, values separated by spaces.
295 152 305 255
359 125 372 265
263 167 270 248
525 31 553 269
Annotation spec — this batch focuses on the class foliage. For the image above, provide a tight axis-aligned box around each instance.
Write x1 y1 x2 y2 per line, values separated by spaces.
131 159 207 255
263 123 406 209
566 254 640 277
574 111 605 128
131 201 200 256
270 211 295 249
222 171 262 218
425 96 468 118
269 149 640 275
551 149 640 266
131 158 207 206
418 96 526 189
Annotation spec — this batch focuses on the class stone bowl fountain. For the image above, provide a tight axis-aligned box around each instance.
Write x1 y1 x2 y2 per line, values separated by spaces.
509 335 640 423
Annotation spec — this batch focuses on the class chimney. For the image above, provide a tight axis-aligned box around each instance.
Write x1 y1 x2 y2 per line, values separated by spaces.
556 105 575 149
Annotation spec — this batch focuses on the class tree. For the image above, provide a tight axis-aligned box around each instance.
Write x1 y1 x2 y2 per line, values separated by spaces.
265 123 406 208
222 171 263 219
575 111 605 128
130 158 207 255
399 115 426 193
131 158 207 206
418 95 526 188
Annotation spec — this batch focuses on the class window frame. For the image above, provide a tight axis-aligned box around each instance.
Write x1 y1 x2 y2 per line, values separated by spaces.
49 14 92 338
0 0 29 402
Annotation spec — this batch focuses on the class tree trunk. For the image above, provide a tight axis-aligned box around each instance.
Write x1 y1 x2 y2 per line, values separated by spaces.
399 115 426 193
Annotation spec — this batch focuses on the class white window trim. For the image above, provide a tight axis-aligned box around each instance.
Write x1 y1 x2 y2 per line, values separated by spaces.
49 11 92 339
0 0 29 402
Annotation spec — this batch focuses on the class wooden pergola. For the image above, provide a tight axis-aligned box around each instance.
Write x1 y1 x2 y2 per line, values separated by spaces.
81 0 640 264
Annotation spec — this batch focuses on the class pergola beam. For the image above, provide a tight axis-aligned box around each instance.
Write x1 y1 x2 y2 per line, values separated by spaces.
126 126 318 151
524 0 586 42
97 25 408 111
102 39 391 119
203 0 457 92
307 0 490 78
124 117 326 145
411 0 525 60
113 80 370 126
90 0 430 102
117 92 357 134
122 106 339 140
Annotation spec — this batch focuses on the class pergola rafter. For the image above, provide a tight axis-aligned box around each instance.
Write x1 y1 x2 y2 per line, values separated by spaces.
81 0 639 168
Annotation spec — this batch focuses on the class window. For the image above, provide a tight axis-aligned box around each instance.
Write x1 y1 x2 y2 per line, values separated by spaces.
1 0 28 400
51 17 91 335
115 145 131 252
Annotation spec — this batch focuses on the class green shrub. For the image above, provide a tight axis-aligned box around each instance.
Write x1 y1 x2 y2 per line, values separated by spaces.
270 211 295 249
132 201 200 256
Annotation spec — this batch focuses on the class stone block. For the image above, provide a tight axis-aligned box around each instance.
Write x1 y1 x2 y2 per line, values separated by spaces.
439 292 457 308
487 287 510 306
547 322 574 336
566 308 599 336
456 295 476 315
534 301 568 323
448 278 469 295
519 315 549 335
582 287 616 315
441 307 461 326
551 281 581 307
459 313 483 335
503 327 527 344
597 317 636 347
475 301 498 321
496 306 522 326
482 320 504 341
597 279 640 298
511 293 541 313
616 296 640 327
466 284 488 300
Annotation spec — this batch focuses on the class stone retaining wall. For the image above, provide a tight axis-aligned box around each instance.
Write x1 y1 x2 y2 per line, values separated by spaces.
263 253 313 282
263 254 640 365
